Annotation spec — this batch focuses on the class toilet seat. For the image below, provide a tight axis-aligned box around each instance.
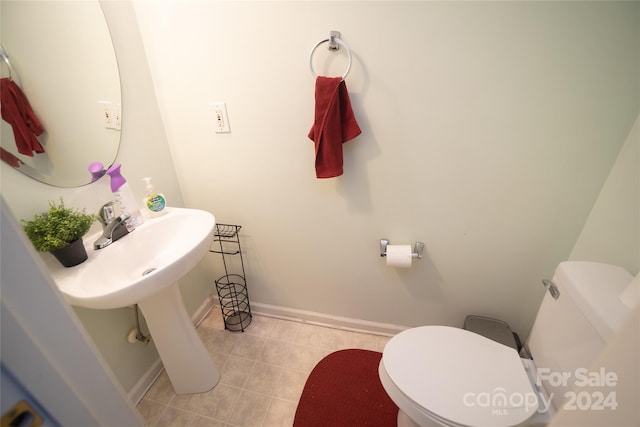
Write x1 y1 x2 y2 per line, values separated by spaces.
381 326 537 427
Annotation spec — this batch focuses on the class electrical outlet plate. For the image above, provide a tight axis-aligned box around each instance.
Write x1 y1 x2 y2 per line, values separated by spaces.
210 102 230 133
98 101 121 130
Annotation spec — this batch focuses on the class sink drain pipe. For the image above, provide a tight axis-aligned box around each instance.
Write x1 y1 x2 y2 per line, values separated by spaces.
128 304 151 344
127 268 156 344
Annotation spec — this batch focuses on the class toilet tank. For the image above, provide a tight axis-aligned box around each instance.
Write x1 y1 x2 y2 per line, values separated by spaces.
526 261 632 410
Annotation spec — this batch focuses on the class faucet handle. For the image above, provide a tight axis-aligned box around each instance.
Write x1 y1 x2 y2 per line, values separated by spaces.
99 201 117 225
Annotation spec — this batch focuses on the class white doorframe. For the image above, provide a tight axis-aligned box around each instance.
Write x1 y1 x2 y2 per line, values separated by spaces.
0 196 143 426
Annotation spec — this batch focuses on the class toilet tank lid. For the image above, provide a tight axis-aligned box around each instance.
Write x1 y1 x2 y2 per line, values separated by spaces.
555 261 632 342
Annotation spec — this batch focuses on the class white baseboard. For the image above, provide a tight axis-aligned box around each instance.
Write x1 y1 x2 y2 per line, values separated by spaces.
192 295 217 327
127 359 164 404
128 296 216 404
251 302 409 337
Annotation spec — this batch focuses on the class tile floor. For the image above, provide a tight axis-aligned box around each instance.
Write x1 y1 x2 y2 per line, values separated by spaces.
137 309 392 427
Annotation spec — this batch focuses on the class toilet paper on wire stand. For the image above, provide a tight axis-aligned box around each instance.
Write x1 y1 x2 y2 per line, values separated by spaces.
386 245 412 268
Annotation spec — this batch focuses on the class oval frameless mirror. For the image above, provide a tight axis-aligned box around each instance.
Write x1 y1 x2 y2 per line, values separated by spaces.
0 1 121 187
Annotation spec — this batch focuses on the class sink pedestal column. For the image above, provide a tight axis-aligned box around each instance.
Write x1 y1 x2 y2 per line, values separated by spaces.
138 282 220 394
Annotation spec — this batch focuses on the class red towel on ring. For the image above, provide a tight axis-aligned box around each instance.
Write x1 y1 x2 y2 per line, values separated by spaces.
1 77 45 157
308 76 361 178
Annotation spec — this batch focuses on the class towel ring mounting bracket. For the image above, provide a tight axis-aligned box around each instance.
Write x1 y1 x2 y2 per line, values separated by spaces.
309 31 352 80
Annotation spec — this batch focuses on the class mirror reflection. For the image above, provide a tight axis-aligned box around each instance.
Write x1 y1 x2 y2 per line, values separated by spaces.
0 1 121 187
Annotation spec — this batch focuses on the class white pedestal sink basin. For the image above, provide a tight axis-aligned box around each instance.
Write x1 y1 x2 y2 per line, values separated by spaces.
51 207 220 395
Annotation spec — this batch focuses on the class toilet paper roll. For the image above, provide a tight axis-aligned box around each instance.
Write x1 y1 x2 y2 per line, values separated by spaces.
386 245 412 268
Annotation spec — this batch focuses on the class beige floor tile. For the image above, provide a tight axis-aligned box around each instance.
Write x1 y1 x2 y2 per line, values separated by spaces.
154 406 195 427
230 334 266 360
349 331 382 351
169 390 206 413
318 327 351 351
198 383 241 422
204 328 242 354
228 390 271 427
137 397 165 426
208 351 230 369
273 369 308 402
245 362 283 395
145 372 176 404
286 344 330 374
258 339 293 367
268 318 300 342
244 314 276 338
188 414 227 427
221 356 255 388
262 398 297 427
293 323 326 347
198 308 225 330
376 334 392 352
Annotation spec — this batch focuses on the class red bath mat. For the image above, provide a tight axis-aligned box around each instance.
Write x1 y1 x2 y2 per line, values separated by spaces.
293 349 398 427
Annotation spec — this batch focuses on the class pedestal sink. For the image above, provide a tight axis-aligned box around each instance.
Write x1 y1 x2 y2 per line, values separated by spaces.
51 207 219 395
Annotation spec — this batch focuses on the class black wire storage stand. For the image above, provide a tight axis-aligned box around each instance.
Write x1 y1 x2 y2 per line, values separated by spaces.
210 224 252 332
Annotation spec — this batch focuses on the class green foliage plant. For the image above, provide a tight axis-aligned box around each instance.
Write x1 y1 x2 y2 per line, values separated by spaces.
22 198 97 252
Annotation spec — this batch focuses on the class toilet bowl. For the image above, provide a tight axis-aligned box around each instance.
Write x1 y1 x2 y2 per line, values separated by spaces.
379 261 633 427
379 326 551 427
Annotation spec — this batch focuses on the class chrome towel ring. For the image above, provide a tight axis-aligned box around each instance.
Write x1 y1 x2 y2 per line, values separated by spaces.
309 33 352 80
0 44 16 81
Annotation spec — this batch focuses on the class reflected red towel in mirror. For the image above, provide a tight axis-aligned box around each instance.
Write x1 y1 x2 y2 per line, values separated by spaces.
308 76 361 178
1 77 44 156
0 147 22 168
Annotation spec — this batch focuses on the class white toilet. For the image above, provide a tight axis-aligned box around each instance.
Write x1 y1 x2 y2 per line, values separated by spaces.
379 261 635 427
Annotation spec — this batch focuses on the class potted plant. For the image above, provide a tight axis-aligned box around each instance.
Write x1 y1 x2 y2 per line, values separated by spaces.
22 198 97 267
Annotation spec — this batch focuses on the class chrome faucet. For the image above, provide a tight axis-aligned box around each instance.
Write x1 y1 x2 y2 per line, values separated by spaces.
93 200 131 249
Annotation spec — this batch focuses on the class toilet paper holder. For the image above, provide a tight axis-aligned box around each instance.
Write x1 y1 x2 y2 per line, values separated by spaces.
380 239 425 259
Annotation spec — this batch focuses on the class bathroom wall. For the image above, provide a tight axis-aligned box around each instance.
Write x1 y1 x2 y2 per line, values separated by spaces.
0 1 211 396
134 1 640 338
570 116 639 274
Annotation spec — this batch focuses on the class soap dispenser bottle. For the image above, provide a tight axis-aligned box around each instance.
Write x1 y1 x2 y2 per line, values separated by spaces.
142 177 167 218
106 163 144 229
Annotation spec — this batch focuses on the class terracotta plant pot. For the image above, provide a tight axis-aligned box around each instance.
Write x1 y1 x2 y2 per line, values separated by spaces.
50 238 88 267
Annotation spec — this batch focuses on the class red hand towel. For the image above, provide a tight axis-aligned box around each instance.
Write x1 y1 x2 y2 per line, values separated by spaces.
0 147 23 168
308 76 361 178
1 77 45 156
